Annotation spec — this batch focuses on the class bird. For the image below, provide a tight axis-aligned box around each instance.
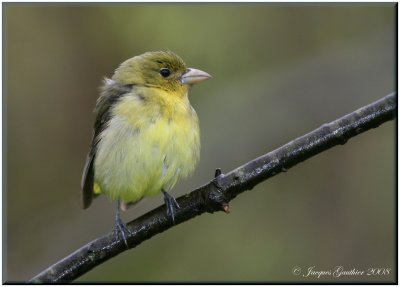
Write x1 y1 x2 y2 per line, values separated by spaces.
81 51 211 246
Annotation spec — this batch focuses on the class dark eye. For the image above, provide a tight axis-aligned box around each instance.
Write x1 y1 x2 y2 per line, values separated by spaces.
159 68 171 78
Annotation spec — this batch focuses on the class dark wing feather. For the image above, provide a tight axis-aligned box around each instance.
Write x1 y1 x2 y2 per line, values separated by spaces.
81 79 133 209
81 137 96 209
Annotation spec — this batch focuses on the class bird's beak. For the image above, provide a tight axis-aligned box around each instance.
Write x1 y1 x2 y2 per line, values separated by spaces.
180 68 211 85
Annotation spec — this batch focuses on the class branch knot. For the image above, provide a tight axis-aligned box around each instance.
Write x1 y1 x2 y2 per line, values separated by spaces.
205 177 229 214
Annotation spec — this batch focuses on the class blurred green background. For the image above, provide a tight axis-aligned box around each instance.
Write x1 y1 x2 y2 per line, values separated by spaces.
4 3 395 283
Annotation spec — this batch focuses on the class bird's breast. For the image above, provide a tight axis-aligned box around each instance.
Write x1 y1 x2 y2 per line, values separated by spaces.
94 90 200 201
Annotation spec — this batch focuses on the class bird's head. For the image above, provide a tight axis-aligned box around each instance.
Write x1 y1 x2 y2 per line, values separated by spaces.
112 51 211 93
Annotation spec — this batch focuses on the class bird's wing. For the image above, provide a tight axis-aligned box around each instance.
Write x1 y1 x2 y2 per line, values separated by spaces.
80 99 109 209
81 135 96 209
81 79 133 209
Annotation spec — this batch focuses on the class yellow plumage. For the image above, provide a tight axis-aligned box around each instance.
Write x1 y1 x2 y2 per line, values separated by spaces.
94 86 200 203
81 51 210 238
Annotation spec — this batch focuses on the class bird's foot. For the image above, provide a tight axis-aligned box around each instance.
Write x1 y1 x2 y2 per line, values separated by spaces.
114 217 132 248
162 190 180 223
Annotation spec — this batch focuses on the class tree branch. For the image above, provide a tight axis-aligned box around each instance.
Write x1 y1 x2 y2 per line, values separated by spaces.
30 92 397 283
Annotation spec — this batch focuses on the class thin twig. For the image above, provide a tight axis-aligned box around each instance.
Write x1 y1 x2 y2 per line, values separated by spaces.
30 92 397 283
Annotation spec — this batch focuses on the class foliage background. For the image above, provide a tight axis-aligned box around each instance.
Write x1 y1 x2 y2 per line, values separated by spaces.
4 3 395 283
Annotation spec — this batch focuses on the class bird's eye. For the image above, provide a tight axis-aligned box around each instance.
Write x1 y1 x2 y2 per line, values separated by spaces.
159 68 171 78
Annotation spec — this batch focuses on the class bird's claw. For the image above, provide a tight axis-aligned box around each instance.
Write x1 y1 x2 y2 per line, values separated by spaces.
114 217 133 248
162 190 180 223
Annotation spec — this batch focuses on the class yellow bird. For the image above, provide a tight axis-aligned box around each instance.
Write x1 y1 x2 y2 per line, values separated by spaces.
81 51 211 245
